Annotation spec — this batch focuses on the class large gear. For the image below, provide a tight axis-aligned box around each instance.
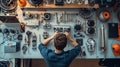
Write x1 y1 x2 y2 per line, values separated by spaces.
0 0 17 11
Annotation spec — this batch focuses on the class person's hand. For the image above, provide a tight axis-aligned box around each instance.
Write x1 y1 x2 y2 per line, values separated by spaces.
50 31 59 39
64 32 70 38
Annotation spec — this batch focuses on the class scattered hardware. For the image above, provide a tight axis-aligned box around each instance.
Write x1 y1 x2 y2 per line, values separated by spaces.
54 25 71 32
43 32 49 39
32 33 37 50
76 39 83 46
44 13 51 20
108 23 118 38
96 0 116 7
20 22 25 33
17 34 23 41
43 23 52 29
101 24 106 51
88 0 95 6
86 38 96 54
98 24 107 58
18 0 27 8
79 8 94 19
66 0 72 4
4 41 20 53
74 24 82 32
26 31 32 46
98 10 111 22
87 20 95 27
87 27 95 34
55 13 60 24
86 20 96 35
112 43 120 56
22 44 27 54
28 0 43 6
78 0 84 4
54 0 64 6
79 46 86 57
3 28 9 35
74 32 85 38
0 0 17 11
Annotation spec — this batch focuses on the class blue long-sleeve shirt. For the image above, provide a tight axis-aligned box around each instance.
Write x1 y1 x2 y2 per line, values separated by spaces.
38 43 81 67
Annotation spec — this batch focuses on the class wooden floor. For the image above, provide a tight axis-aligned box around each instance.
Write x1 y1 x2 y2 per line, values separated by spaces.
29 59 104 67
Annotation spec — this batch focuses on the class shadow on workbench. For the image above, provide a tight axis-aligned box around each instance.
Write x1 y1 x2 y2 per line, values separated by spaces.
17 59 120 67
19 59 108 67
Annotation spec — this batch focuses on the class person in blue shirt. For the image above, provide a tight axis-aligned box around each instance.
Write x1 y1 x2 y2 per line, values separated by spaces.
38 32 81 67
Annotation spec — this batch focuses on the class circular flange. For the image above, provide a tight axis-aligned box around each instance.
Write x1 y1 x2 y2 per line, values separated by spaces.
0 0 17 11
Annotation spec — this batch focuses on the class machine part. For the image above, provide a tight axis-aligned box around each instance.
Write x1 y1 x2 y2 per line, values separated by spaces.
86 38 96 53
112 44 120 56
54 0 64 6
17 34 23 41
56 13 60 24
3 28 9 35
66 0 72 4
4 41 20 53
101 25 106 50
98 28 101 50
43 23 52 29
76 39 83 46
44 13 51 20
22 45 27 54
0 0 17 11
98 10 111 22
10 29 16 34
32 33 37 50
108 23 118 38
20 22 25 33
74 24 82 31
100 24 107 58
88 0 95 6
78 0 84 4
87 27 95 34
43 32 49 39
18 0 27 8
23 12 33 20
79 8 94 19
87 20 95 27
26 31 32 46
54 25 71 32
74 32 85 38
96 0 116 8
64 27 71 32
80 46 86 56
28 0 43 6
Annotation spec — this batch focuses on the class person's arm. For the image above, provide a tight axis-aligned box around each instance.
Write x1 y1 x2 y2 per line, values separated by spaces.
42 32 59 46
64 32 78 46
39 32 59 58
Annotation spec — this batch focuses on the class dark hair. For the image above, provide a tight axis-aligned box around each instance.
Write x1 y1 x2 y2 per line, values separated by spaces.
54 33 67 50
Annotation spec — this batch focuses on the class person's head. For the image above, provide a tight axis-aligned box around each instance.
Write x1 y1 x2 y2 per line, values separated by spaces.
54 33 67 50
